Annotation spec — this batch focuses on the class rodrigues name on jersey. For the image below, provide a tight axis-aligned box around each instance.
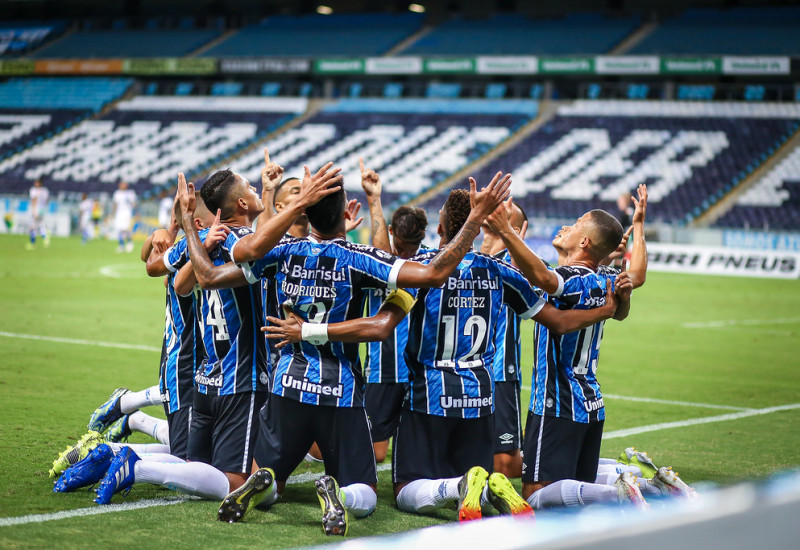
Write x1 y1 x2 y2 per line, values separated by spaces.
242 237 405 408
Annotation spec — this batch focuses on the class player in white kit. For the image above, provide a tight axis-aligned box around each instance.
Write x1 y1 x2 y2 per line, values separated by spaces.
27 179 49 249
112 181 137 253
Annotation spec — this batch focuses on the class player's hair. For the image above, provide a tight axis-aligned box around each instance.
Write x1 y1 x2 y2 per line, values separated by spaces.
200 169 240 219
194 190 211 219
305 183 345 234
391 206 427 244
510 202 528 228
441 189 471 241
587 209 624 259
274 177 300 207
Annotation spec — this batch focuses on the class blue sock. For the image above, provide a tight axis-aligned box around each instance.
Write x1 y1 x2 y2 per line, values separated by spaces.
29 231 36 244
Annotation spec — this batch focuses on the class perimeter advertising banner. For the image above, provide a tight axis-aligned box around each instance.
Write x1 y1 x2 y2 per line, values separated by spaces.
647 242 800 279
123 58 216 75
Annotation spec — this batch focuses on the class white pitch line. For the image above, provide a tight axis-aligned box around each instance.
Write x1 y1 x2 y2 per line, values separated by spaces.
0 331 161 353
603 402 800 439
601 393 751 411
519 388 748 412
682 317 800 329
0 464 393 528
0 497 190 527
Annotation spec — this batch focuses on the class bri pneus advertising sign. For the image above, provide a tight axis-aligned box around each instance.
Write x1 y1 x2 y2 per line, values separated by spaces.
647 243 800 279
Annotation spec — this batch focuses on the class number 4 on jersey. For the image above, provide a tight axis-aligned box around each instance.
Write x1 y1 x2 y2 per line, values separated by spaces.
206 290 230 341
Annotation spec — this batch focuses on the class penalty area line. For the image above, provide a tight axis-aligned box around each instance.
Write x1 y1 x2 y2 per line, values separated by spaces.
0 331 161 353
0 464 393 527
603 402 800 439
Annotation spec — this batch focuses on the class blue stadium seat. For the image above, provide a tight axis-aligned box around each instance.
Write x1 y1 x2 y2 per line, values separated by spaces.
404 13 640 55
175 83 194 96
210 82 243 96
261 82 281 97
202 13 424 57
485 83 507 99
383 83 403 99
426 83 462 99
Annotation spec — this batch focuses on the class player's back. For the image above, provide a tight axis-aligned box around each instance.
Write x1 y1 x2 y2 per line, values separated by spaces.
530 265 617 423
364 287 410 384
161 271 204 413
245 237 403 408
404 250 544 418
196 226 267 397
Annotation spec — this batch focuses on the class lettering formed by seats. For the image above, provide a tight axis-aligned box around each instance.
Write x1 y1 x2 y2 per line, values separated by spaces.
510 128 729 203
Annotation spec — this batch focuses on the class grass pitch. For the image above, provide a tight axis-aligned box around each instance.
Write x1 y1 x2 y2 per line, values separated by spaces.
1 234 799 548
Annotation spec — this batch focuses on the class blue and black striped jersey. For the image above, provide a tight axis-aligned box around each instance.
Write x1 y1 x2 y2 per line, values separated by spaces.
174 226 268 396
364 287 410 384
404 250 545 419
159 273 204 413
243 237 405 408
491 251 523 384
529 264 619 423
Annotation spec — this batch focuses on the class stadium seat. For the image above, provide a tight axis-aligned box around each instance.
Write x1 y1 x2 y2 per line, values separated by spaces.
0 95 307 194
418 100 800 227
383 83 404 99
260 83 281 97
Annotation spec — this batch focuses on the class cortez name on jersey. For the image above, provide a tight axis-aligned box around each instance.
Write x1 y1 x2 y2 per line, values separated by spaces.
404 250 545 419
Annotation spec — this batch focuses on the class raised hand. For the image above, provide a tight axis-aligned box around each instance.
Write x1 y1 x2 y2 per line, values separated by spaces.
297 162 343 208
607 225 633 261
359 157 381 198
204 209 230 252
614 260 633 301
469 171 513 219
176 172 196 220
344 199 363 232
632 183 648 225
485 196 514 236
261 148 284 192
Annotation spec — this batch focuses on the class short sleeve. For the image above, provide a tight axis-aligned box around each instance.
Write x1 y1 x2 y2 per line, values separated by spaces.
497 259 546 320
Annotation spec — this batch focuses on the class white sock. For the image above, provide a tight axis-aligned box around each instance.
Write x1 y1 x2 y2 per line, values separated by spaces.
598 458 618 466
120 385 162 414
596 463 643 478
340 483 377 518
594 472 620 485
304 453 324 463
134 460 230 500
527 480 618 509
396 478 460 513
128 412 170 445
255 481 280 510
138 452 185 464
109 442 171 455
637 478 662 497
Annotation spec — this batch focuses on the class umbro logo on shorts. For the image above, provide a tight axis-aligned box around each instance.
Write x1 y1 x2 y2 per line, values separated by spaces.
499 433 514 444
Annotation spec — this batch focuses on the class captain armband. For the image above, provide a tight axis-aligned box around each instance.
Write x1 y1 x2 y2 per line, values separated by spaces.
301 322 329 346
383 289 416 314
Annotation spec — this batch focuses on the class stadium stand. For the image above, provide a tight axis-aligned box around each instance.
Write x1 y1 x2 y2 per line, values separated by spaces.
631 6 800 55
201 13 424 57
0 21 65 57
0 77 133 165
232 98 538 207
31 28 221 58
0 95 306 194
402 13 640 55
715 147 800 231
418 101 800 226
